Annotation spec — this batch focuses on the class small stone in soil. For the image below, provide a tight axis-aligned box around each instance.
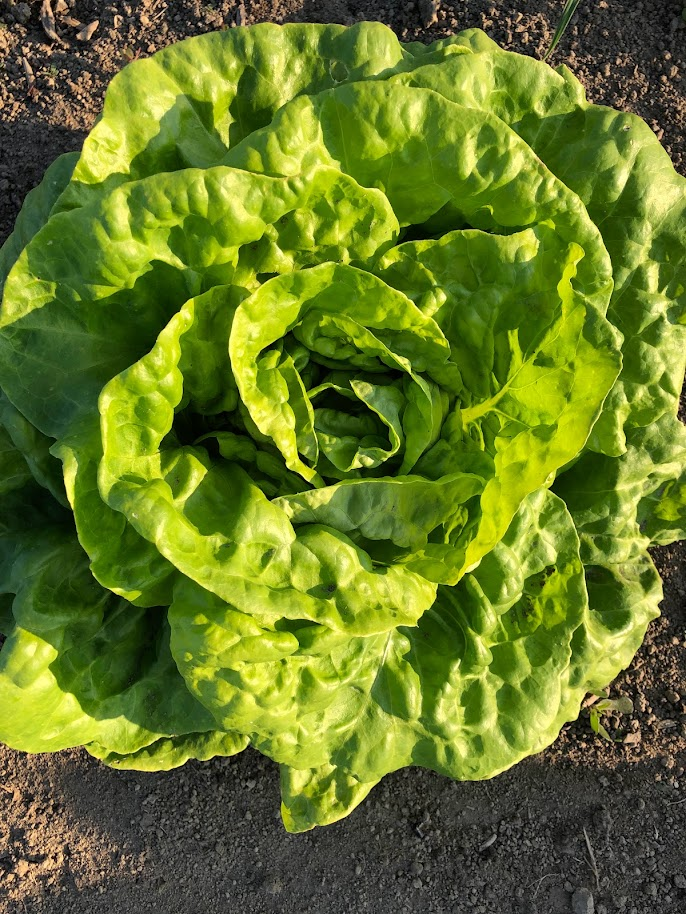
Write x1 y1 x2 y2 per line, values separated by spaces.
418 0 439 28
13 3 32 25
572 887 594 914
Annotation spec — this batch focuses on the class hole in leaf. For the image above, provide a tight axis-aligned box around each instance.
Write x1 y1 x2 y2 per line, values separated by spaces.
329 59 349 83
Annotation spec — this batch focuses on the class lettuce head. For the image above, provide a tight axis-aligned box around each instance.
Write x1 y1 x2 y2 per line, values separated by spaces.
0 22 684 832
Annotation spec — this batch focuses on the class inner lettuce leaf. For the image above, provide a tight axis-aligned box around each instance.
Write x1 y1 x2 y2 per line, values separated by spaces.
95 288 438 635
0 22 683 833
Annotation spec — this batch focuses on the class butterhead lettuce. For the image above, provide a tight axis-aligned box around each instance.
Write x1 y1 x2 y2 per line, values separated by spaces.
0 22 684 832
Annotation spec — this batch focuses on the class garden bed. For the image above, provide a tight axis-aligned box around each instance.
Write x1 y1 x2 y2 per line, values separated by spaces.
0 2 684 912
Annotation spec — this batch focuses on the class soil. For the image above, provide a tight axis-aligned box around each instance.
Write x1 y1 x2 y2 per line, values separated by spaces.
0 2 685 913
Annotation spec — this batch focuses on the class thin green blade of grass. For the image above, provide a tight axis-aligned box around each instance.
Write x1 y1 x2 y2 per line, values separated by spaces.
544 0 582 61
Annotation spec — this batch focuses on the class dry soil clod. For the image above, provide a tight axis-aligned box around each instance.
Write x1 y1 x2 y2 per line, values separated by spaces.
76 20 99 42
234 3 247 27
418 0 439 28
20 56 34 92
39 0 61 43
572 886 595 914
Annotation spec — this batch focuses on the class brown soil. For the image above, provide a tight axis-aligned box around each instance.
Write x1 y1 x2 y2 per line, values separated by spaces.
0 2 685 913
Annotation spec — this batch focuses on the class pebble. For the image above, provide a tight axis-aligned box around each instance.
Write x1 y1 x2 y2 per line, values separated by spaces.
665 689 681 703
674 874 686 889
417 0 439 28
262 873 282 895
12 2 30 24
572 887 594 914
560 837 576 856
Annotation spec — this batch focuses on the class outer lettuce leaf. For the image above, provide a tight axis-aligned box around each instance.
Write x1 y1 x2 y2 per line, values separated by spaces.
389 32 686 451
0 406 245 767
0 152 78 293
222 81 614 318
169 491 592 787
54 418 178 607
0 594 13 638
53 22 412 209
0 423 32 496
86 730 247 772
0 523 238 757
0 392 66 506
639 472 686 546
568 546 661 698
279 542 662 833
280 764 379 833
554 413 686 563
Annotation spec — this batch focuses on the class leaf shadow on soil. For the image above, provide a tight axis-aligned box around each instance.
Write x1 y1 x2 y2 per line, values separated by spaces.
0 119 87 247
3 737 685 914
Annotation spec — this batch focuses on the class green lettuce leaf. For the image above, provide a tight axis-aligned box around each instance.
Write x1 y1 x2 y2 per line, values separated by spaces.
169 492 597 795
0 523 239 758
280 763 379 833
387 31 686 452
86 730 247 772
0 152 78 293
